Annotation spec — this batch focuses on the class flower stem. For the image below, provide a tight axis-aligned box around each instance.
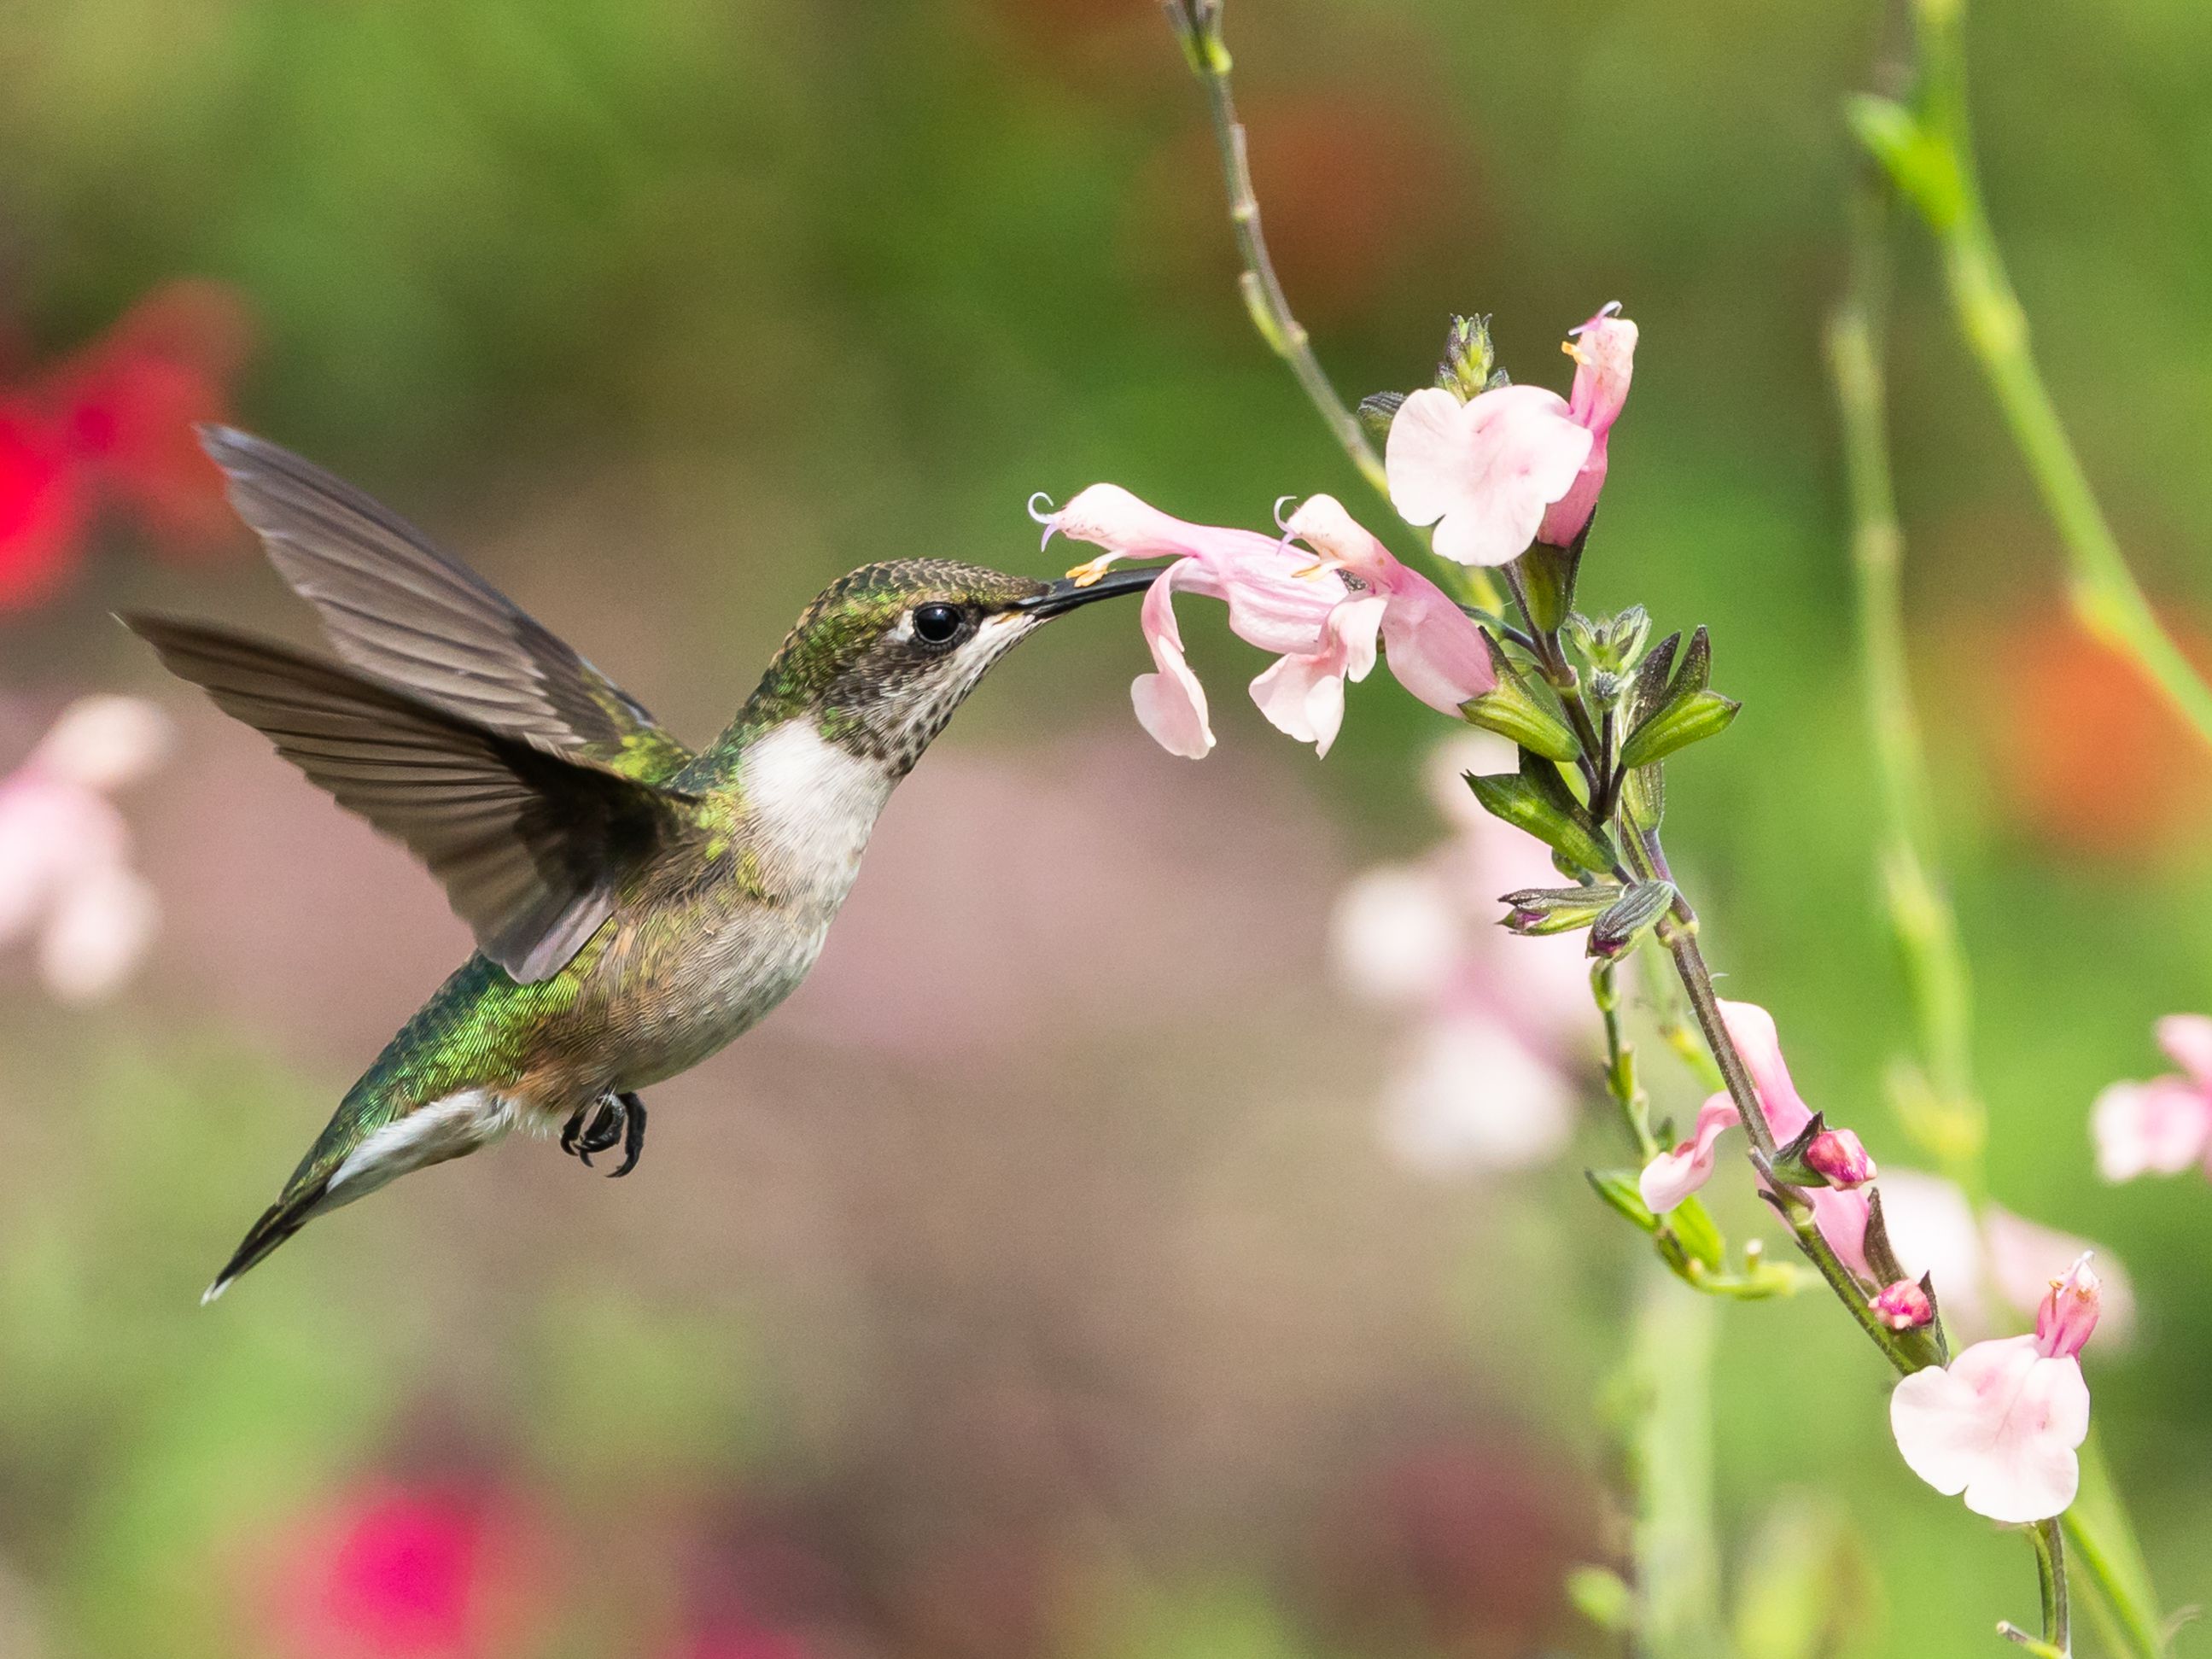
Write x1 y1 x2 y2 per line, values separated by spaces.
1893 0 2212 750
1825 180 1985 1191
1162 2 1503 613
1591 961 1658 1159
2034 1518 2071 1656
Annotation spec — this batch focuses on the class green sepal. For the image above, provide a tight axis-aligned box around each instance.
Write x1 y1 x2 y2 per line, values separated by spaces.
1586 1168 1658 1234
1515 539 1581 635
1666 1195 1727 1272
1501 883 1623 935
1462 633 1579 761
1435 313 1495 401
1630 629 1682 721
1467 749 1617 874
1620 689 1741 769
1672 623 1713 698
1356 390 1404 440
1587 879 1677 960
1622 762 1666 832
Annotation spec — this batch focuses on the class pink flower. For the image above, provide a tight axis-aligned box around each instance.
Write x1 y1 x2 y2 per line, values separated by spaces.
1537 305 1637 547
1635 1000 1874 1278
1384 383 1591 567
0 696 168 1002
1804 1127 1876 1189
1036 485 1496 757
1333 735 1590 1175
1875 1279 1935 1331
270 1480 541 1659
1280 494 1496 715
1877 1171 2137 1346
1888 1257 2100 1522
1036 484 1348 757
2091 1014 2212 1181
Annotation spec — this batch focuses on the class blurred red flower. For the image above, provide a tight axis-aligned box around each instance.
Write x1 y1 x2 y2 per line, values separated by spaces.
0 281 250 610
1979 605 2212 858
271 1480 540 1659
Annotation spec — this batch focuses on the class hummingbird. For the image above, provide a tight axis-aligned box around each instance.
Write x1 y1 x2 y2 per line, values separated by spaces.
128 428 1162 1301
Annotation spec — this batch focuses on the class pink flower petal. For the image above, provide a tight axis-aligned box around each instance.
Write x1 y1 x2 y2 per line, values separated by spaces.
1248 594 1385 756
1890 1337 2087 1522
1330 864 1461 1008
40 862 156 1002
1129 564 1214 759
1983 1206 2134 1346
1384 385 1592 568
1806 1186 1874 1282
1639 1093 1741 1213
28 695 171 792
2156 1013 2212 1090
1380 1014 1576 1176
2091 1077 2211 1181
1713 1000 1815 1143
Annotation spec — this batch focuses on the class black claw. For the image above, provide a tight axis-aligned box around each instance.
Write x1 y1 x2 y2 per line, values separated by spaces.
559 1101 590 1159
610 1094 646 1178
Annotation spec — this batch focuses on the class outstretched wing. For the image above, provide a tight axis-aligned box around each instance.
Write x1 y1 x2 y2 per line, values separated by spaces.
127 615 699 983
198 425 694 784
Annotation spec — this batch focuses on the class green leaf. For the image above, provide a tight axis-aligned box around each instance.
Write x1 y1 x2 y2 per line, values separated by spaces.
1467 768 1617 875
1585 1168 1659 1233
1620 690 1741 769
1463 633 1580 760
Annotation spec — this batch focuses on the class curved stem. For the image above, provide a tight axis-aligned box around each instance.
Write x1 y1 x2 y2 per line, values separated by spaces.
1164 3 1503 614
1900 0 2212 749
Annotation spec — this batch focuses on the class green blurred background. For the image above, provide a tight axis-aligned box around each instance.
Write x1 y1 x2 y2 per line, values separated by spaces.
3 0 2210 1654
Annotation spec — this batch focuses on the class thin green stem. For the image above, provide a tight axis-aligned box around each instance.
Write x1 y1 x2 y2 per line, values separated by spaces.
2034 1519 2071 1655
1592 961 1659 1160
1630 1273 1727 1659
1900 0 2212 749
1825 176 1987 1190
1164 3 1504 613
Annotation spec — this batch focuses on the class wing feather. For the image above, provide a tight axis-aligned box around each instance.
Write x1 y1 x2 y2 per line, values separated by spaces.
126 614 697 982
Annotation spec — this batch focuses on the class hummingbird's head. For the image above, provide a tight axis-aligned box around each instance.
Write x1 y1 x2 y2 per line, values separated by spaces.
745 557 1162 772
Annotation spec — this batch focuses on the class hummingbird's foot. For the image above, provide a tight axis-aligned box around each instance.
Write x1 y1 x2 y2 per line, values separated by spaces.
610 1093 646 1178
559 1090 645 1174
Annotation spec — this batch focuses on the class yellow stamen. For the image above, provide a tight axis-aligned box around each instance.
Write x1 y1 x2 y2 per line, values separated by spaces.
1065 556 1118 587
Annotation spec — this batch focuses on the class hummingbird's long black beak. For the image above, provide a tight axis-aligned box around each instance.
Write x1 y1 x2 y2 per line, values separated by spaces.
1012 564 1172 619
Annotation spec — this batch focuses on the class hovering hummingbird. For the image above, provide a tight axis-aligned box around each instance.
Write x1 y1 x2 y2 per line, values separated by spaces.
129 429 1162 1301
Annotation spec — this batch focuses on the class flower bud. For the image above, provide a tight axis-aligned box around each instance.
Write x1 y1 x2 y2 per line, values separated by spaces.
1435 313 1497 402
2034 1255 2101 1359
1804 1128 1876 1189
1874 1278 1934 1331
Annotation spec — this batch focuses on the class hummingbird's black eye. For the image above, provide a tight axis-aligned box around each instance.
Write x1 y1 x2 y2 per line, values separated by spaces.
911 603 966 646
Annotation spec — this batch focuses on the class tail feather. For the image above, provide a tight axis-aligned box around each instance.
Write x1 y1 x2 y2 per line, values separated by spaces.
201 1177 331 1303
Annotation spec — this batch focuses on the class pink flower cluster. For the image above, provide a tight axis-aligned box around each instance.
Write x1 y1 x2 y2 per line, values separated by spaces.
2092 1014 2212 1183
1331 736 1592 1173
1033 306 1635 760
0 696 168 1002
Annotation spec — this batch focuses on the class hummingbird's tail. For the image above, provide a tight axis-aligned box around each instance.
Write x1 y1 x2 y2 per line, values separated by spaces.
201 1176 333 1303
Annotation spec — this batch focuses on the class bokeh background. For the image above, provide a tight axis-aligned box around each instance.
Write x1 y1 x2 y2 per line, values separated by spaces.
4 0 2211 1654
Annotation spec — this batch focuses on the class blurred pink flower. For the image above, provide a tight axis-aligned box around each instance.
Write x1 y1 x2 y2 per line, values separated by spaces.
1332 734 1590 1174
0 695 168 1002
1537 306 1637 547
1876 1170 2135 1346
2092 1014 2212 1182
0 282 249 609
1036 484 1493 757
271 1480 540 1659
1384 387 1590 568
1636 999 1874 1278
1889 1256 2100 1522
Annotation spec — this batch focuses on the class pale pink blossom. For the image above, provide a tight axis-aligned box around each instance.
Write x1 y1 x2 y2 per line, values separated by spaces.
1538 305 1637 547
2091 1013 2212 1182
1384 383 1591 567
1334 734 1590 1175
0 695 167 1002
1878 1170 2136 1346
1036 484 1496 758
1889 1257 2100 1522
1635 999 1875 1277
1278 494 1494 715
